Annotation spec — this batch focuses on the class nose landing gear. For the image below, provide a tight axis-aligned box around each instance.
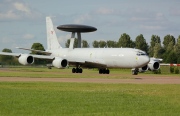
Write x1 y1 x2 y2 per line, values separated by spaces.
132 68 139 75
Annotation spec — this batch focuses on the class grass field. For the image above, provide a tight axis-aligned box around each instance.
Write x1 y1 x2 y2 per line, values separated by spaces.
0 66 179 78
0 82 180 116
0 66 180 115
0 67 134 78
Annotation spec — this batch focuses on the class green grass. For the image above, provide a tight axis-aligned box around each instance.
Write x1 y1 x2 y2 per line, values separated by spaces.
0 66 179 79
0 82 180 116
0 67 136 79
0 67 180 115
143 66 180 77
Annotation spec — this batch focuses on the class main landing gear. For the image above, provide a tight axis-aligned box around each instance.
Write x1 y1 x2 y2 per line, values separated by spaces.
72 67 83 73
99 68 110 74
71 64 110 74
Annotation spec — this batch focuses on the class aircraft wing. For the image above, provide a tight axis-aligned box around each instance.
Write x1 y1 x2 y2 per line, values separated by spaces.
0 52 20 57
0 51 106 68
16 47 52 55
0 52 54 60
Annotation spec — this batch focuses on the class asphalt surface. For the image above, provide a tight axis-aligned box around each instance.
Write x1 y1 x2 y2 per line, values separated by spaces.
0 76 180 84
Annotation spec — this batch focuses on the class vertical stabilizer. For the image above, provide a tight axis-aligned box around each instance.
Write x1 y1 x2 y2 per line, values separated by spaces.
46 17 62 50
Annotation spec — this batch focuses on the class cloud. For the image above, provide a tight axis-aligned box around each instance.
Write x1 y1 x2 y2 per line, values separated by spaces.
74 14 92 24
140 25 163 30
0 0 42 21
72 7 122 24
13 2 31 14
23 34 34 39
130 17 150 22
57 34 71 47
1 37 14 43
0 10 20 20
73 7 121 24
170 8 180 16
96 8 115 15
130 12 167 24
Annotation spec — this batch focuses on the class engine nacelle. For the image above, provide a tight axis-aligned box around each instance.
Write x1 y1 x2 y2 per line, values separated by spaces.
18 54 34 65
52 58 68 68
139 65 148 72
148 61 160 71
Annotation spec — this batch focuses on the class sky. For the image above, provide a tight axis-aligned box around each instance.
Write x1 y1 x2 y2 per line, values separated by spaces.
0 0 180 52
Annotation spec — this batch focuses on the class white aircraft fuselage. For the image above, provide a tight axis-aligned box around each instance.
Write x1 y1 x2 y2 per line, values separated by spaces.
49 48 149 68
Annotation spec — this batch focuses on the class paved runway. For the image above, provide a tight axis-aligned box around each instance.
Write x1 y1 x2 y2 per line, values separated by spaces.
0 76 180 84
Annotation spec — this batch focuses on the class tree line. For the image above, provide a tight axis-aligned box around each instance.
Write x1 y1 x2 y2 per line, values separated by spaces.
1 33 180 65
65 33 180 63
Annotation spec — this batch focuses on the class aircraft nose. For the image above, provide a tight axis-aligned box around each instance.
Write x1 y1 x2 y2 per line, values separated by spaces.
138 55 150 67
143 56 150 64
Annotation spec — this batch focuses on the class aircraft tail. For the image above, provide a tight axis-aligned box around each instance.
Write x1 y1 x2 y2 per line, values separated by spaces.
46 17 62 50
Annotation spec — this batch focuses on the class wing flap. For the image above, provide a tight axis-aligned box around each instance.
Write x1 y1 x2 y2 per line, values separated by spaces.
31 55 54 60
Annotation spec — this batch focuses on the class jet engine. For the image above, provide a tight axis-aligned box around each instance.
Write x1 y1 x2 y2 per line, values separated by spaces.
148 60 160 71
139 65 148 72
18 54 34 65
52 58 68 68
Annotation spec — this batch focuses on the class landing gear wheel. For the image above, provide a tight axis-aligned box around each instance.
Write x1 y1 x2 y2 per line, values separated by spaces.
106 69 110 74
99 69 103 74
76 68 79 73
72 68 76 73
79 68 83 73
132 69 138 75
102 69 106 74
72 67 83 73
99 68 110 74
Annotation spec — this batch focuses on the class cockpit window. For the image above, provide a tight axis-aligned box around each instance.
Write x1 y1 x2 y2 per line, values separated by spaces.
136 51 147 56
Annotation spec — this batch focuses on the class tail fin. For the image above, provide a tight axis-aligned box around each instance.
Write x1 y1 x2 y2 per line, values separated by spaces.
46 17 62 50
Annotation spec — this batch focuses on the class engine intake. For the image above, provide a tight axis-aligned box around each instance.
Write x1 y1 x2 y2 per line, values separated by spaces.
52 58 68 68
18 54 34 65
148 61 160 71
